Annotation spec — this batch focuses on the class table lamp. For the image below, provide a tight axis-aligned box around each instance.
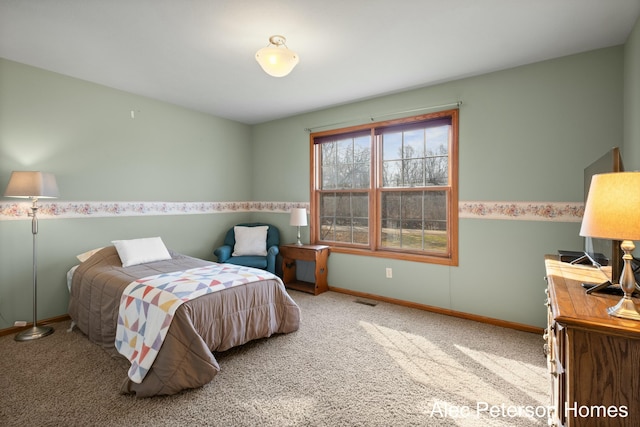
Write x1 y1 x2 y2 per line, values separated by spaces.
579 172 640 320
4 171 59 340
289 208 307 246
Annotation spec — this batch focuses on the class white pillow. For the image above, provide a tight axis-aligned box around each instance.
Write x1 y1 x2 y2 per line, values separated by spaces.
232 226 268 256
112 237 172 267
76 247 104 262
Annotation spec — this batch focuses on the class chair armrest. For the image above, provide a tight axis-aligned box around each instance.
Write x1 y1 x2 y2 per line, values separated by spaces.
266 246 279 274
267 246 279 257
214 245 232 262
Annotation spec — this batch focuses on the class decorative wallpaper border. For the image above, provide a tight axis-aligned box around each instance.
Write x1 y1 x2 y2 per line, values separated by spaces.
0 201 308 220
459 201 584 222
0 200 584 222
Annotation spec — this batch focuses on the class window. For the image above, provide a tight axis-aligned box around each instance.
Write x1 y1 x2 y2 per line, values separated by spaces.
310 109 458 265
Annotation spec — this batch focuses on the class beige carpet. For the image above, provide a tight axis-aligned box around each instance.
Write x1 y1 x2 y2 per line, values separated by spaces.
0 290 549 426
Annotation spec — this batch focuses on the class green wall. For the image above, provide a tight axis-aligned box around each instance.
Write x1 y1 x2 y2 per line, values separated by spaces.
0 59 254 328
252 47 625 328
624 16 640 170
0 33 635 330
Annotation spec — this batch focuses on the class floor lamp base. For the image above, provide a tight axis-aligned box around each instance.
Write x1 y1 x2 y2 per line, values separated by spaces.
15 325 54 341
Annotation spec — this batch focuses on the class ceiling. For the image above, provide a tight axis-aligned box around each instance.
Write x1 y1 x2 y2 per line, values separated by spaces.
1 1 639 125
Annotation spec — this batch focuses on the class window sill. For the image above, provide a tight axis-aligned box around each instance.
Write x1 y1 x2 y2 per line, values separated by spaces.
323 245 458 266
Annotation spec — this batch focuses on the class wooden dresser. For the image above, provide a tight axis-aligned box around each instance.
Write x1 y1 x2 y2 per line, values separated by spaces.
544 256 640 426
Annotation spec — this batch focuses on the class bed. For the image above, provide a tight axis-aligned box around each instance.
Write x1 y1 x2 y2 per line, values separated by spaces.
67 242 300 397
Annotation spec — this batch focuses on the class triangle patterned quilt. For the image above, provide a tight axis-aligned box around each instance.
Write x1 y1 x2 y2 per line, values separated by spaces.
115 263 275 383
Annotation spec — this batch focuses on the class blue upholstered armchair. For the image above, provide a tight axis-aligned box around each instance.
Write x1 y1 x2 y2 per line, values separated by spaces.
213 223 280 274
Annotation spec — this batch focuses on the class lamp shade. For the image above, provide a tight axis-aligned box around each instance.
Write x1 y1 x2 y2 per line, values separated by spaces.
4 171 59 199
289 208 308 227
579 172 640 241
255 35 299 77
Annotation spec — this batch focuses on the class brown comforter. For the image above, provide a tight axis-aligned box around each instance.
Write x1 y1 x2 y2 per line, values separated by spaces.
68 246 300 397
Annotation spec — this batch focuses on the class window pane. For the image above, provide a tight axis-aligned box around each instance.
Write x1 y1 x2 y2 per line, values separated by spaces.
335 193 351 217
320 218 335 241
354 168 369 188
381 218 401 248
424 191 447 233
383 132 402 160
321 141 336 163
425 125 450 186
320 193 337 241
401 192 423 220
403 129 425 158
337 168 353 189
381 191 402 248
424 191 448 253
354 135 371 156
319 192 369 245
382 191 401 218
322 165 336 189
425 156 448 186
353 217 369 244
320 135 370 190
383 160 402 187
403 159 424 187
382 124 450 188
352 193 368 217
426 126 449 155
401 219 423 249
335 216 352 242
352 136 370 189
321 143 335 189
380 190 448 254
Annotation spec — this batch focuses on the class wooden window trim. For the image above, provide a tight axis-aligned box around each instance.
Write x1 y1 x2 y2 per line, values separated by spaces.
310 109 458 266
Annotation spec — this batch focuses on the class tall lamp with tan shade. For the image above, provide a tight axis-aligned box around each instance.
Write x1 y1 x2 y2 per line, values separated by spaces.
4 171 59 340
580 172 640 320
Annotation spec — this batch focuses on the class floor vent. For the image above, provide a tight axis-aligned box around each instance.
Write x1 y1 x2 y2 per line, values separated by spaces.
354 299 378 307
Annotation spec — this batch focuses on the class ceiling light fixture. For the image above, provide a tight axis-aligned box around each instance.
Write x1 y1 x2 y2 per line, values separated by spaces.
255 35 299 77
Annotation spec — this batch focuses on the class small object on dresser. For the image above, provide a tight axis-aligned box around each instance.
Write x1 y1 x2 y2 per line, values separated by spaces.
557 249 608 266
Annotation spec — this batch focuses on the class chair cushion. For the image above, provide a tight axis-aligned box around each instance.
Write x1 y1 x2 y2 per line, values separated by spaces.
232 225 268 256
225 256 268 270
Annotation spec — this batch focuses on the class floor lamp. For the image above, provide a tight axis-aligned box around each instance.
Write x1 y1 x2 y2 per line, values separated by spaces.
4 171 59 341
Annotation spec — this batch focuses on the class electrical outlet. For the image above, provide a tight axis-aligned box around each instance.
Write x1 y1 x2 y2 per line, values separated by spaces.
386 268 393 279
14 321 27 327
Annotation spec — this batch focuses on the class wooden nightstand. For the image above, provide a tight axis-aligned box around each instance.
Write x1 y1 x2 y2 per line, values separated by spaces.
280 244 330 295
